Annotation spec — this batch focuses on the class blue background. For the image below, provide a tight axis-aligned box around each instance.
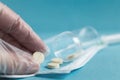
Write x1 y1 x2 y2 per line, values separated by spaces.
0 0 120 80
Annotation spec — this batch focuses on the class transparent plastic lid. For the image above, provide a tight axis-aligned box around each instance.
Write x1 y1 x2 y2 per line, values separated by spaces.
45 27 100 62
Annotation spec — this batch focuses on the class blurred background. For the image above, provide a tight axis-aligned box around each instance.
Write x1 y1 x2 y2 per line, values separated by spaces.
0 0 120 80
1 0 120 39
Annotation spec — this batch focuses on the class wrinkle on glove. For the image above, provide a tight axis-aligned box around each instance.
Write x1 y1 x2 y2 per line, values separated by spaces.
0 39 39 75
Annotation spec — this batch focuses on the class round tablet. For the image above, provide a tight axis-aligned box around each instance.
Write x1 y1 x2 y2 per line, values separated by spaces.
47 62 60 69
51 58 63 64
33 52 44 64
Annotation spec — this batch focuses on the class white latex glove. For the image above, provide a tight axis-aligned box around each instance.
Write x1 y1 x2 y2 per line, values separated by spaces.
0 2 47 75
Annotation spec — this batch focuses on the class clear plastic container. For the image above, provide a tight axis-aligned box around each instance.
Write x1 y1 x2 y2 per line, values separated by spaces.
45 27 100 62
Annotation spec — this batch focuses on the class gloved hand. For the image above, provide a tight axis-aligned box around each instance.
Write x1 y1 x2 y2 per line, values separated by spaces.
0 2 47 75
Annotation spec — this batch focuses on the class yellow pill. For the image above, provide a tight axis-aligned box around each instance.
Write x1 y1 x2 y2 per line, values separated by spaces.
51 58 63 64
67 53 80 60
33 52 44 64
47 62 60 69
66 51 84 61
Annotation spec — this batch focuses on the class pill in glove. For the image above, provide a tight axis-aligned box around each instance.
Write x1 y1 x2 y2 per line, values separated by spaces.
33 52 44 64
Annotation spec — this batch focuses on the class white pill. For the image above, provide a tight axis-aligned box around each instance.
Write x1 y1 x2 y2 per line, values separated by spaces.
33 52 44 64
51 58 63 64
66 51 84 61
67 53 80 60
47 62 60 69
